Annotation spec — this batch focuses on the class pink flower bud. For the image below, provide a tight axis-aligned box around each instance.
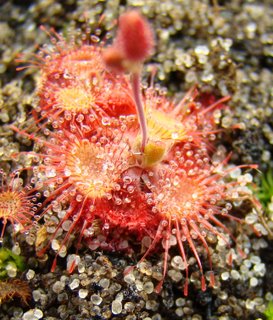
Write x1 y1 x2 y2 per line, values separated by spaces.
102 46 125 72
115 11 154 63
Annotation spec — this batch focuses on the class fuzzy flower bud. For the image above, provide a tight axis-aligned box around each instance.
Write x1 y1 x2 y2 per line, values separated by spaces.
103 10 154 71
116 10 154 63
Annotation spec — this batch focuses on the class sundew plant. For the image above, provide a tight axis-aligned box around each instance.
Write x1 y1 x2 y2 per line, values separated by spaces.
11 10 260 296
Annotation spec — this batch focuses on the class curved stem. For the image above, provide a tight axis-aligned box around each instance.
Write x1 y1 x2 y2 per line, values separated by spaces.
131 72 148 152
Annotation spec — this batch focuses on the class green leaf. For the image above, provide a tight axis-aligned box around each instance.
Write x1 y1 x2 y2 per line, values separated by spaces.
264 301 273 320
